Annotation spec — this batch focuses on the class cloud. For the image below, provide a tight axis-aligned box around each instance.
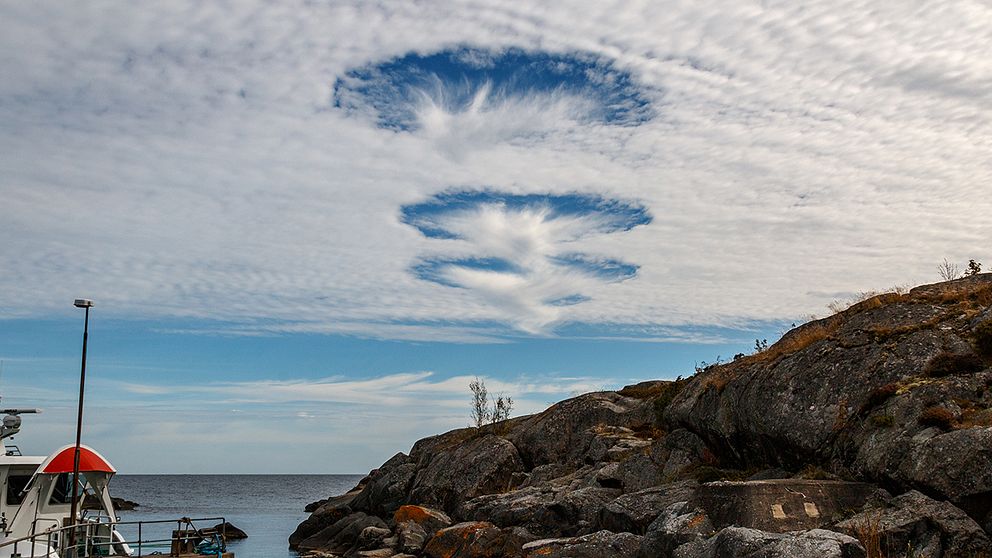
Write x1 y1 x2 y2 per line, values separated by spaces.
334 46 655 132
0 0 989 343
402 190 650 332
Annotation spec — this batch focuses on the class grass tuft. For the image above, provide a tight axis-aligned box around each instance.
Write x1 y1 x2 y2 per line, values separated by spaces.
924 352 986 378
919 406 955 430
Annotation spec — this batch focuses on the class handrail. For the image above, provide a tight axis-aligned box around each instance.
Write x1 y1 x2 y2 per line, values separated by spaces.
0 515 228 556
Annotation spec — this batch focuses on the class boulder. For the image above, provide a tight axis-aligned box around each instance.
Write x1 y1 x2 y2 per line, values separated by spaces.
393 505 452 534
459 474 617 537
408 434 525 514
836 490 991 557
522 530 642 558
599 481 699 535
351 453 418 516
396 520 429 554
296 512 388 554
508 391 654 468
212 522 247 540
674 526 865 558
423 521 524 558
355 525 392 551
290 489 360 549
637 501 714 557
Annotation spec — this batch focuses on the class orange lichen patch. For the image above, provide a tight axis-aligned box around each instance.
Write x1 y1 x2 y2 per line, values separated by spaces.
394 505 434 525
687 513 708 529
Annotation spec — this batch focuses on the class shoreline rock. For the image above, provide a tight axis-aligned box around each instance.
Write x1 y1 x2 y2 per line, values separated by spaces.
291 275 992 557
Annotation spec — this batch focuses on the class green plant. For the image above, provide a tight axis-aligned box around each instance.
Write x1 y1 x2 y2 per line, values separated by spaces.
924 352 986 377
966 259 982 276
919 406 955 430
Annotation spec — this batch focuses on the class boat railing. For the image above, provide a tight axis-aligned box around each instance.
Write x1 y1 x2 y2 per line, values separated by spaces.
0 515 228 557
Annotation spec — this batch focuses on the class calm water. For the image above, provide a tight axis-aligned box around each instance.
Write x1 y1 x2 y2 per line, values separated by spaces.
110 475 365 558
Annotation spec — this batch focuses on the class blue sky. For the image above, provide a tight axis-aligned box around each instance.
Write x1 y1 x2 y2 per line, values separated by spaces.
1 1 990 473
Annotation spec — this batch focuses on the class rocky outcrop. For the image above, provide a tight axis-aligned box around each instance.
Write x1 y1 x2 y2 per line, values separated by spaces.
836 490 991 557
521 530 642 558
408 434 524 513
292 275 992 557
297 512 388 554
673 527 866 558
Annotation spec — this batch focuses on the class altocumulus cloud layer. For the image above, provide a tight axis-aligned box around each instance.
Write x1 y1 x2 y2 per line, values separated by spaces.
1 0 991 341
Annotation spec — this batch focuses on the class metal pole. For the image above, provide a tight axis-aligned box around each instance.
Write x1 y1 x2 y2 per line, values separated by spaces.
69 305 89 547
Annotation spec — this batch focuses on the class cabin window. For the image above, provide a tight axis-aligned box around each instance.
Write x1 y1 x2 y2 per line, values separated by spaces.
49 472 81 505
6 474 32 505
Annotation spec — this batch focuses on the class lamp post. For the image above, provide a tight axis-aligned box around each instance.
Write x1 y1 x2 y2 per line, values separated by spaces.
69 298 93 545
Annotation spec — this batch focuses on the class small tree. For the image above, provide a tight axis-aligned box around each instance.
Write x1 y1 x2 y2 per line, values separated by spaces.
937 259 961 281
966 259 982 277
470 377 489 428
492 394 513 423
754 339 768 353
469 377 514 429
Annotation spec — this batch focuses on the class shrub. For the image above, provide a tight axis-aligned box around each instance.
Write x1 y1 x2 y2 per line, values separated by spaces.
859 383 899 414
919 406 955 430
924 352 986 377
974 321 992 359
852 512 884 558
469 377 513 430
966 259 982 277
938 259 962 281
869 414 895 428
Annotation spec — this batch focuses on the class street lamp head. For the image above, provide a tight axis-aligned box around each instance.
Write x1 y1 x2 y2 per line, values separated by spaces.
73 299 94 308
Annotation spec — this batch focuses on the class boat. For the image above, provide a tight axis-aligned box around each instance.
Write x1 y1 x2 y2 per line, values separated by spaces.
0 407 233 558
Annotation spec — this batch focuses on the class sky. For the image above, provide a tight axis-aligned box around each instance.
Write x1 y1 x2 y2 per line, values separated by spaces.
0 1 990 473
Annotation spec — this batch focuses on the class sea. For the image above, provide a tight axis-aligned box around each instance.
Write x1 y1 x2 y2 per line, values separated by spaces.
110 475 365 558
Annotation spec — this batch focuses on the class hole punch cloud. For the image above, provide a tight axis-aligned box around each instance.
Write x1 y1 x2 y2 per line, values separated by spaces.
401 190 652 333
333 46 655 134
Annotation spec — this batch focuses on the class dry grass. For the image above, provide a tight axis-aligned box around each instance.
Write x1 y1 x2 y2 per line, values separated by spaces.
859 383 899 415
924 352 986 377
852 511 884 558
750 319 840 364
618 381 672 399
954 399 992 429
919 406 955 430
913 280 992 307
827 290 906 315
